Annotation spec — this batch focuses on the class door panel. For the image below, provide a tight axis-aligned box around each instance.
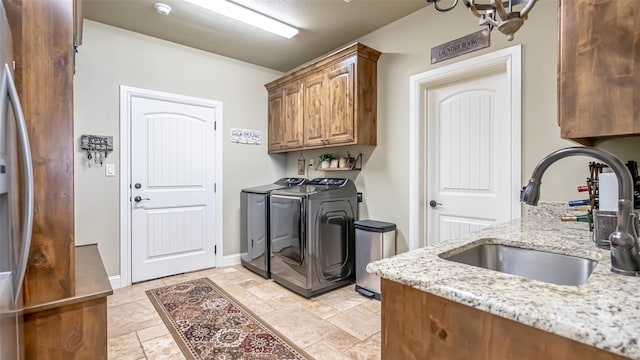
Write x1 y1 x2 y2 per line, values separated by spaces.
131 96 216 282
438 215 492 242
303 74 326 147
283 83 304 149
325 62 355 145
427 70 512 244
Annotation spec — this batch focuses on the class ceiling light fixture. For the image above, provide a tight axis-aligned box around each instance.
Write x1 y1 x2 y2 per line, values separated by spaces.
426 0 538 41
153 3 172 16
183 0 299 39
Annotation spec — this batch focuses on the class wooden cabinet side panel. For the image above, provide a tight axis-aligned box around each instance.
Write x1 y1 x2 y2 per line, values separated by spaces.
559 0 640 139
381 279 625 360
24 298 108 359
325 60 355 145
356 56 378 146
14 0 75 304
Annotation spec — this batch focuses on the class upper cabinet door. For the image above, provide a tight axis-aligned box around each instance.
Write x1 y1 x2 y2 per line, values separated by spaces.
324 61 355 146
303 73 326 147
283 82 304 150
558 0 640 143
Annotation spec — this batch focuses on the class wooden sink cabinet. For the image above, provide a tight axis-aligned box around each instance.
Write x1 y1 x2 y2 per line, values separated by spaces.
381 278 625 360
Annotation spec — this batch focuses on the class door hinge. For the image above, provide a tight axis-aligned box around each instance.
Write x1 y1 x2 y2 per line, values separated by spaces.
214 245 217 254
214 121 217 131
214 183 217 193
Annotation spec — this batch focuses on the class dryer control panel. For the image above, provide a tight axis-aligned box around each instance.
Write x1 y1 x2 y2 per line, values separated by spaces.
275 177 308 186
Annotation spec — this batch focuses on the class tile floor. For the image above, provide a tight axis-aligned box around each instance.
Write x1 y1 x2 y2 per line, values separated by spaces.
107 265 382 360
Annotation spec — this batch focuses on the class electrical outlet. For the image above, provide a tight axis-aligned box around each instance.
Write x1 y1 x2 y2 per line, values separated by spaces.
309 159 314 167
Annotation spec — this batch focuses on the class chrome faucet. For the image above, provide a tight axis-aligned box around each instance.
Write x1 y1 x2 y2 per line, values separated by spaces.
521 147 640 276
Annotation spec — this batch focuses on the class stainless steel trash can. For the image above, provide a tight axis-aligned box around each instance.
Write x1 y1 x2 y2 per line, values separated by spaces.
354 220 396 300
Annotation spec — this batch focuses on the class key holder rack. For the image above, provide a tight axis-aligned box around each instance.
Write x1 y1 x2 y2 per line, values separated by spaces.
81 135 113 167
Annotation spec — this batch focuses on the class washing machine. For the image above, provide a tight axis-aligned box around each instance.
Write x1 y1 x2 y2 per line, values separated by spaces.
240 177 307 278
269 178 357 297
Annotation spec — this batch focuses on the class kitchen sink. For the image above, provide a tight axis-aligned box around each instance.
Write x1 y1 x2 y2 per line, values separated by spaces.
440 243 598 286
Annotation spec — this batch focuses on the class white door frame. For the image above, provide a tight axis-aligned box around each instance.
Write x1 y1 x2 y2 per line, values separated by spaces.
119 85 224 286
409 45 522 250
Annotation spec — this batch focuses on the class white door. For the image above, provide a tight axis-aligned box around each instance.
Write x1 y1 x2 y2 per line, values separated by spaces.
130 95 217 282
427 69 513 244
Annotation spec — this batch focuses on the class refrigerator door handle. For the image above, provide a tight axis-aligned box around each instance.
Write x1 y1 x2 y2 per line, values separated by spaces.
6 63 34 304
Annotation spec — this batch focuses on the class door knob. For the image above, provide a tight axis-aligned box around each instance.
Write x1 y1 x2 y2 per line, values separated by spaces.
429 200 442 208
134 196 150 203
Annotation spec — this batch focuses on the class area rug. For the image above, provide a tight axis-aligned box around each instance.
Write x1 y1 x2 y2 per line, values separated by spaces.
146 277 312 360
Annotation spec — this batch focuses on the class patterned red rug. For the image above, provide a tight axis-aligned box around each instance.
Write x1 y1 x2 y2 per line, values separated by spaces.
146 277 312 360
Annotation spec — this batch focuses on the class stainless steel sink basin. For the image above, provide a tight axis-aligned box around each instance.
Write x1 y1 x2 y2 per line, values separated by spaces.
440 244 598 286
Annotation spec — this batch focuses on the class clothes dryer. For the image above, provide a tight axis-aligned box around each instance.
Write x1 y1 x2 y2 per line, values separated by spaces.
269 178 357 297
240 177 307 278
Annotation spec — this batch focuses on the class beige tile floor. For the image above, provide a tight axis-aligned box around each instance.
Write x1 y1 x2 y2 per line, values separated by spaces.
107 265 382 360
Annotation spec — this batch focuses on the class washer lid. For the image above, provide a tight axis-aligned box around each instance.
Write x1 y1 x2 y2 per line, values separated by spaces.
241 183 287 194
354 220 397 233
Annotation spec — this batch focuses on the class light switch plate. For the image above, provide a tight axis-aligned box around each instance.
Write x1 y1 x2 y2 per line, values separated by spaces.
105 163 115 177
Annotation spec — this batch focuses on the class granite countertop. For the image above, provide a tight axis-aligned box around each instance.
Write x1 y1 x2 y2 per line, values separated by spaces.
367 203 640 359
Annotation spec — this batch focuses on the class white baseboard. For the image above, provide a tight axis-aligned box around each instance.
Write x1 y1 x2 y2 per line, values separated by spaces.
109 275 122 290
221 253 244 267
109 255 244 289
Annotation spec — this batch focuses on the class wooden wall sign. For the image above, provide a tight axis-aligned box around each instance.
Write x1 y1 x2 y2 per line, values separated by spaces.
431 30 490 64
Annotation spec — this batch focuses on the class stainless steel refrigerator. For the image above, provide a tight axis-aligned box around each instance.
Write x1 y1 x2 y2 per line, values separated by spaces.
0 0 34 358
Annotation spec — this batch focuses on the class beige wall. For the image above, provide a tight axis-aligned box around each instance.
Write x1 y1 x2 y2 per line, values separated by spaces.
284 2 640 253
74 20 286 276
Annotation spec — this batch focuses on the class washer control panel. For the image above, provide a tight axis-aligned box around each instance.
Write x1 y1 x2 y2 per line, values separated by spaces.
309 178 347 186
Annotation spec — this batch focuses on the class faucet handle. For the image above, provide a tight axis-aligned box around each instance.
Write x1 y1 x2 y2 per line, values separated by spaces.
610 199 635 248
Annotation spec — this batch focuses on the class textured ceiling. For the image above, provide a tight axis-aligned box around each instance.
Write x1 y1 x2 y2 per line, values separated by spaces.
82 0 428 72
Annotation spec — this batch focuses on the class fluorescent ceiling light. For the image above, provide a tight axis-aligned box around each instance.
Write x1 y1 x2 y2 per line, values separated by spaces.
183 0 299 39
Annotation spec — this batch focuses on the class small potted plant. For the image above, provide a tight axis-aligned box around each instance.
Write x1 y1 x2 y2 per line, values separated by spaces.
318 153 333 169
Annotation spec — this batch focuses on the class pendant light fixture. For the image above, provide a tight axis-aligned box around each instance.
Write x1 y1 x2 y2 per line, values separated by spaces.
426 0 538 41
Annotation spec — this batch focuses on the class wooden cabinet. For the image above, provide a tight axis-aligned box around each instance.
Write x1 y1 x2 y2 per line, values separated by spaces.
267 82 304 152
4 0 112 358
381 278 624 360
304 59 356 147
266 43 380 153
558 0 640 144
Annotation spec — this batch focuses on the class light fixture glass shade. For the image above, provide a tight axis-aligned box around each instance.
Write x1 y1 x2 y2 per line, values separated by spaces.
183 0 299 39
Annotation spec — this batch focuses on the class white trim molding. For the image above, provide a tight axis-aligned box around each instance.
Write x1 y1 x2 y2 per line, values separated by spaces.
221 253 244 267
408 45 522 250
119 85 224 287
109 275 122 290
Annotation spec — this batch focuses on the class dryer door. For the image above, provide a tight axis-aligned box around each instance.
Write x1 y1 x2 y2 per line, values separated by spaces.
270 195 305 266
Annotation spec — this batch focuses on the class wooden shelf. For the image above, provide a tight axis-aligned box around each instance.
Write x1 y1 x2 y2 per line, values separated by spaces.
24 244 113 314
316 153 362 171
317 166 361 171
